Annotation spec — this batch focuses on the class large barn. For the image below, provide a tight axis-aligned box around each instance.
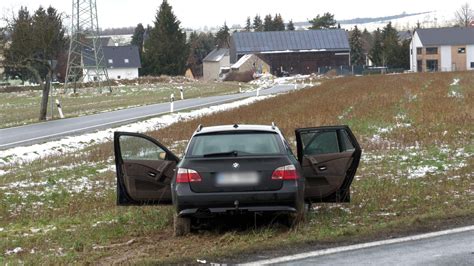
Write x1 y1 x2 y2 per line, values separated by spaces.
230 29 350 76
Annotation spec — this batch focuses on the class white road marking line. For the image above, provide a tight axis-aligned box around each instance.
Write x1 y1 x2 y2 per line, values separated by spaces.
243 225 474 265
0 97 242 148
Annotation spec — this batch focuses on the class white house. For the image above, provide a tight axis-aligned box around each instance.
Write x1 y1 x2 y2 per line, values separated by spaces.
83 45 141 81
203 48 230 81
410 27 474 72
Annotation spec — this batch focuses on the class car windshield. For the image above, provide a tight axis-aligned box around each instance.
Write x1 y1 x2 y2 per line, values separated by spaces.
188 132 283 157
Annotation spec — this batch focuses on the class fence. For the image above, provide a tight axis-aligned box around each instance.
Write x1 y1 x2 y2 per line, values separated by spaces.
317 66 406 76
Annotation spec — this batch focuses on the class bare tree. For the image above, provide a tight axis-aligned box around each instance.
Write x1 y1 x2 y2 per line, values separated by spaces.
2 6 66 121
455 3 473 27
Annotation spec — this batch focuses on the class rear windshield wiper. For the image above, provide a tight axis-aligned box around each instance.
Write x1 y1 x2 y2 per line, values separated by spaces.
202 151 238 157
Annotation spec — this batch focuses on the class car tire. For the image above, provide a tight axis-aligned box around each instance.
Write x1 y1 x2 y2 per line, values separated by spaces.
173 214 191 237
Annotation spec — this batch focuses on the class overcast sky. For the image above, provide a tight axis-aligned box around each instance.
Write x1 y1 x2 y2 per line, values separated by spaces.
0 0 468 29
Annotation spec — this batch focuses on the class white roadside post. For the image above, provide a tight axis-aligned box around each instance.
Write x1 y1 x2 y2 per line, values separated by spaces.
239 83 242 93
310 77 313 86
294 78 298 90
256 87 260 97
170 93 175 113
55 99 65 119
179 86 184 100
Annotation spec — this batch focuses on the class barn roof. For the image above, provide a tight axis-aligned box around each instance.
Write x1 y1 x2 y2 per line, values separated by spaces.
231 29 350 54
203 48 229 62
416 27 474 46
84 45 141 69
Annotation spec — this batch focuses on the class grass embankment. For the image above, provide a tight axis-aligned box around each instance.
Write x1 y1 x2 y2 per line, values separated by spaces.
0 72 472 264
0 81 247 128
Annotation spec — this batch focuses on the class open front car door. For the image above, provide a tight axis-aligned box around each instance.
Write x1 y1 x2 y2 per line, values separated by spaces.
114 132 180 205
296 126 361 203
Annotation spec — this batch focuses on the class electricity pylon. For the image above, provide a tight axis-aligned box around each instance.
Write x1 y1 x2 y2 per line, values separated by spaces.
64 0 110 93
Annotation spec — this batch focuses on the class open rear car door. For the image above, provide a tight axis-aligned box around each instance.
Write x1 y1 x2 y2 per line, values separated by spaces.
296 126 361 203
114 132 180 205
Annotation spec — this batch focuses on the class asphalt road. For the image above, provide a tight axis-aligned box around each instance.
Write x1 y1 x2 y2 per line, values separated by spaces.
249 226 474 265
0 84 296 150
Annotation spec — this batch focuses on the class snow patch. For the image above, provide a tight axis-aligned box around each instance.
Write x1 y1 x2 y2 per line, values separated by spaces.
5 247 23 255
97 165 116 174
448 78 464 98
407 165 438 179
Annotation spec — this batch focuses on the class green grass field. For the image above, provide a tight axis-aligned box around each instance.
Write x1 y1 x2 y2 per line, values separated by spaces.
0 72 472 264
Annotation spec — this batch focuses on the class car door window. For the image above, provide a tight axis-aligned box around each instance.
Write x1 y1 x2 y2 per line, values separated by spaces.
303 131 340 155
120 135 167 161
340 129 355 152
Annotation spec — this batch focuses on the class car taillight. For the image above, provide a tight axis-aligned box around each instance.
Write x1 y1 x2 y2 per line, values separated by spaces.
272 165 299 180
176 168 202 183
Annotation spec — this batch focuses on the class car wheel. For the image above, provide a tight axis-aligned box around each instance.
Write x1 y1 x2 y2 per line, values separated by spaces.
173 214 191 237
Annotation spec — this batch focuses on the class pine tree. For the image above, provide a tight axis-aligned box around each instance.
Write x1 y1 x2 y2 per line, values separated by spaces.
396 39 411 69
287 20 295 31
350 26 365 66
244 17 252 31
369 28 383 66
253 15 263 32
263 14 273 31
309 12 337 29
6 7 34 80
142 0 188 76
215 22 230 48
361 28 374 58
381 22 400 68
273 14 285 31
131 23 145 56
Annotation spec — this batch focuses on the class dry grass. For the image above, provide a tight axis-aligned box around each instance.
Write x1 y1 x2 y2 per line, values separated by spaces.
0 71 472 264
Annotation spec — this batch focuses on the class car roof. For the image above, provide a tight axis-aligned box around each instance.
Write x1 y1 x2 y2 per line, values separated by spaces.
194 124 280 136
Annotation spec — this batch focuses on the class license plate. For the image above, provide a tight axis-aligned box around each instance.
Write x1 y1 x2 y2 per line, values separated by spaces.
216 172 259 186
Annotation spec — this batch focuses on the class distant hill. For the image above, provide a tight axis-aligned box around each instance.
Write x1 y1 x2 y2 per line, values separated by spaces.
294 12 432 27
294 11 455 31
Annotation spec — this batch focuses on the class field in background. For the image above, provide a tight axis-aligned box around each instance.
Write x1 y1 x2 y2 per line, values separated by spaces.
0 72 472 264
0 81 250 128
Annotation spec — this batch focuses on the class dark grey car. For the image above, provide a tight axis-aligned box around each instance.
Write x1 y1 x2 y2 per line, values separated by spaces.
114 124 361 236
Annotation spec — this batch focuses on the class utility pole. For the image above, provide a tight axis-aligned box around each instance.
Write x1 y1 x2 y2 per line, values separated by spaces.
64 0 111 94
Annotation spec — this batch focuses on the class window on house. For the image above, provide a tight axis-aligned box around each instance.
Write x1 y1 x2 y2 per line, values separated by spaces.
458 47 466 54
426 60 438 71
426 47 438 55
416 48 422 54
117 75 121 79
108 59 113 64
124 59 129 63
471 62 474 68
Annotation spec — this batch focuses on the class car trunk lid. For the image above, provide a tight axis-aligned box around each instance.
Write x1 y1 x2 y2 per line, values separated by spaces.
184 156 290 193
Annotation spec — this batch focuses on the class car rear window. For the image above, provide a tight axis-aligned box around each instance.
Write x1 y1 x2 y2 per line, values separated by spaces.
188 132 283 157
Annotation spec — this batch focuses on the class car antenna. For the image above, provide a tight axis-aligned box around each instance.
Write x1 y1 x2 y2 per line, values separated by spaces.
196 124 203 132
271 122 276 130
